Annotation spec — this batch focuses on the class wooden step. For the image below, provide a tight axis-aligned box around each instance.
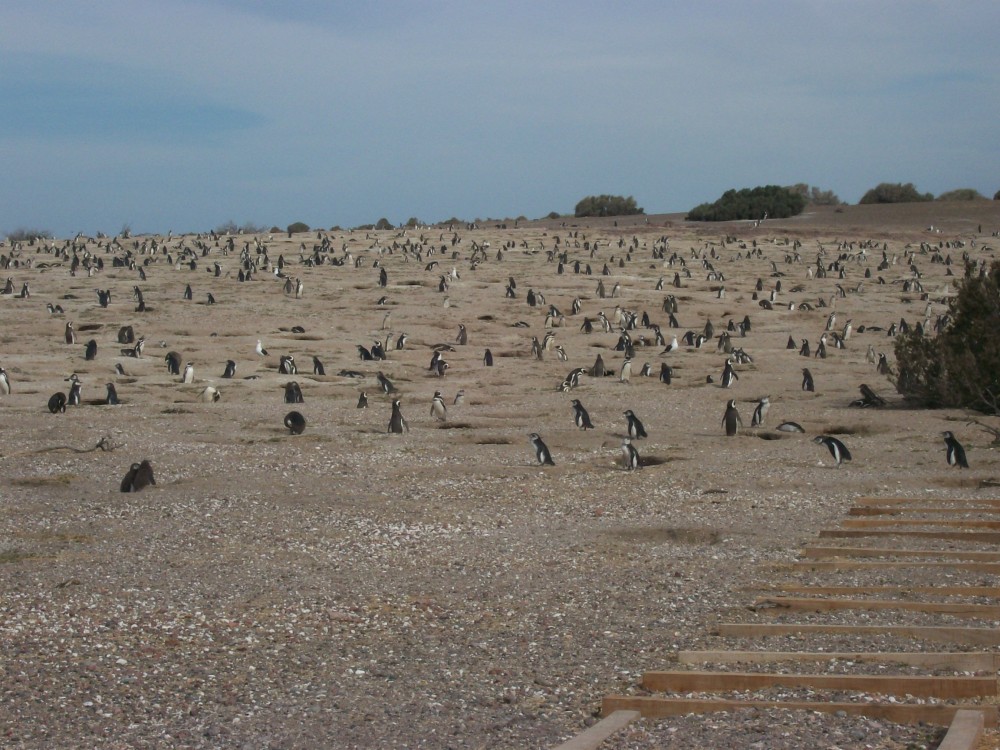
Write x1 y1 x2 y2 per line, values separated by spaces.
551 710 641 750
716 623 1000 646
749 584 1000 597
793 560 1000 573
602 696 998 727
841 518 1000 529
641 670 996 698
800 546 1000 561
677 650 1000 671
752 596 1000 617
850 506 1000 516
819 529 1000 543
853 497 1000 507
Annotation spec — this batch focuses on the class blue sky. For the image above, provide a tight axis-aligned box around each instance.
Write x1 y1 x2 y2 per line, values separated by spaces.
1 1 998 238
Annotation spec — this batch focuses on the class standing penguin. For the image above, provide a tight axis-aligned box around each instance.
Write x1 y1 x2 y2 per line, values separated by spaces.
312 356 326 376
430 390 448 421
105 382 120 405
619 358 632 384
181 362 195 384
66 374 82 406
222 360 237 378
624 409 648 439
621 437 640 471
529 433 555 466
483 348 494 367
570 399 594 430
357 391 368 409
376 371 396 394
801 368 815 392
814 435 852 467
120 459 155 492
751 396 770 427
942 431 969 468
65 322 76 345
284 381 304 404
165 351 182 375
659 363 672 384
0 367 10 395
85 339 98 361
456 324 468 345
722 399 742 437
284 411 306 435
388 398 408 433
720 360 739 388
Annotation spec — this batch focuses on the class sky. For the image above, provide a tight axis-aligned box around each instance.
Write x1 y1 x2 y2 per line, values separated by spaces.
1 0 998 238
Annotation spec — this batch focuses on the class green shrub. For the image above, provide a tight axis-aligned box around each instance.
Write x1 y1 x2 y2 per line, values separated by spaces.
6 227 53 243
937 188 986 201
375 218 393 231
893 260 1000 413
686 185 806 222
787 183 842 206
859 182 933 204
546 211 561 220
574 195 644 218
287 221 310 234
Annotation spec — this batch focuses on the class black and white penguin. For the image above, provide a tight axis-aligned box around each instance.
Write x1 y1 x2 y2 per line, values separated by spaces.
65 322 76 345
183 284 193 301
776 421 805 433
786 335 797 350
47 392 67 414
801 368 815 392
483 348 493 367
66 374 82 406
814 435 852 467
430 390 447 421
570 399 594 430
206 292 216 305
456 324 468 346
624 409 648 439
284 411 306 435
284 381 304 404
357 391 368 409
453 389 465 406
278 355 297 375
165 351 182 375
619 358 632 384
181 362 195 384
0 367 10 395
942 431 969 468
312 356 326 376
621 437 640 471
591 354 606 378
376 371 396 394
722 399 742 437
751 396 770 427
85 339 98 361
659 363 672 384
720 361 739 388
222 360 237 378
120 459 155 492
388 398 408 433
529 433 555 466
105 383 120 405
199 386 221 403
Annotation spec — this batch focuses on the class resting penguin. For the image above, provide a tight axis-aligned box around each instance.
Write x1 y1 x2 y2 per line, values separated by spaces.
814 435 852 467
199 386 221 403
624 409 648 439
776 421 805 433
570 399 594 430
388 398 408 434
47 392 67 414
529 433 555 466
722 399 742 437
284 381 304 404
621 437 640 471
942 431 969 468
120 459 155 492
284 411 306 435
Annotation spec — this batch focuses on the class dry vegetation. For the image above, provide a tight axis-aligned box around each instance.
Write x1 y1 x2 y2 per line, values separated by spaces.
1 201 999 748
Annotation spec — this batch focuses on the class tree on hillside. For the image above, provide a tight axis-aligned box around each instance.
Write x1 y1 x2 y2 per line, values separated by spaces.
787 183 842 206
574 195 644 218
859 182 933 204
287 221 310 234
937 188 986 201
893 259 1000 414
686 185 806 222
6 227 53 243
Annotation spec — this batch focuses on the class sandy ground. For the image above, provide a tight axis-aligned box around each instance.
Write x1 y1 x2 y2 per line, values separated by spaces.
1 200 1000 748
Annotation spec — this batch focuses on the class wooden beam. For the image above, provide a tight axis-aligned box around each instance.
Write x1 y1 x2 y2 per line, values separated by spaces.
800 546 1000 561
677 651 1000 671
640 670 996 698
850 506 1000 516
551 710 641 750
602 696 997 727
793 561 1000 573
819 529 1000 542
852 497 1000 506
752 596 1000 618
938 709 986 750
748 584 1000 597
841 518 1000 529
716 623 1000 646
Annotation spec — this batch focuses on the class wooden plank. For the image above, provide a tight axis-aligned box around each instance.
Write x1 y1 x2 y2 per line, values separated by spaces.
819 529 1000 542
853 497 1000 507
551 710 641 750
640 670 996 698
602 696 998 727
677 651 1000 671
938 709 986 750
749 584 1000 597
793 561 1000 573
850 506 1000 516
753 596 1000 618
842 519 1000 529
716 623 1000 646
800 546 1000 561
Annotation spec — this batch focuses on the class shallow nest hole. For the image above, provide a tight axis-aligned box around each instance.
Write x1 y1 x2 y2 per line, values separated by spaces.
436 422 473 429
639 455 668 466
822 424 875 436
475 437 513 445
606 526 721 545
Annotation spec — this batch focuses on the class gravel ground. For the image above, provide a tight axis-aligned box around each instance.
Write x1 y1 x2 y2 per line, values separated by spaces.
2 203 1000 748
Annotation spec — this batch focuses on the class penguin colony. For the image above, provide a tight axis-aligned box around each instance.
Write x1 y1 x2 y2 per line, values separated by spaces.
0 214 992 492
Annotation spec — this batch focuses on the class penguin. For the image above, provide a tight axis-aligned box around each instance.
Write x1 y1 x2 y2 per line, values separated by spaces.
799 339 810 357
720 360 739 388
624 409 648 439
47 392 67 414
66 374 82 406
181 362 195 384
529 433 555 466
0 367 10 395
776 421 805 433
619 358 632 384
942 431 969 468
659 363 672 384
222 360 237 378
165 351 182 375
388 398 408 433
183 284 193 300
278 355 297 375
256 339 268 357
570 399 594 430
357 391 368 409
199 386 221 403
65 322 76 345
206 292 216 305
284 381 304 404
786 335 797 350
284 411 306 435
396 332 409 350
312 356 326 376
722 399 742 437
81 339 97 361
592 354 606 378
430 390 448 421
814 435 852 467
456 324 468 345
105 382 119 405
376 371 396 394
120 459 155 492
453 389 465 406
621 437 640 471
751 396 770 427
801 368 815 392
114 363 126 376
483 348 493 367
